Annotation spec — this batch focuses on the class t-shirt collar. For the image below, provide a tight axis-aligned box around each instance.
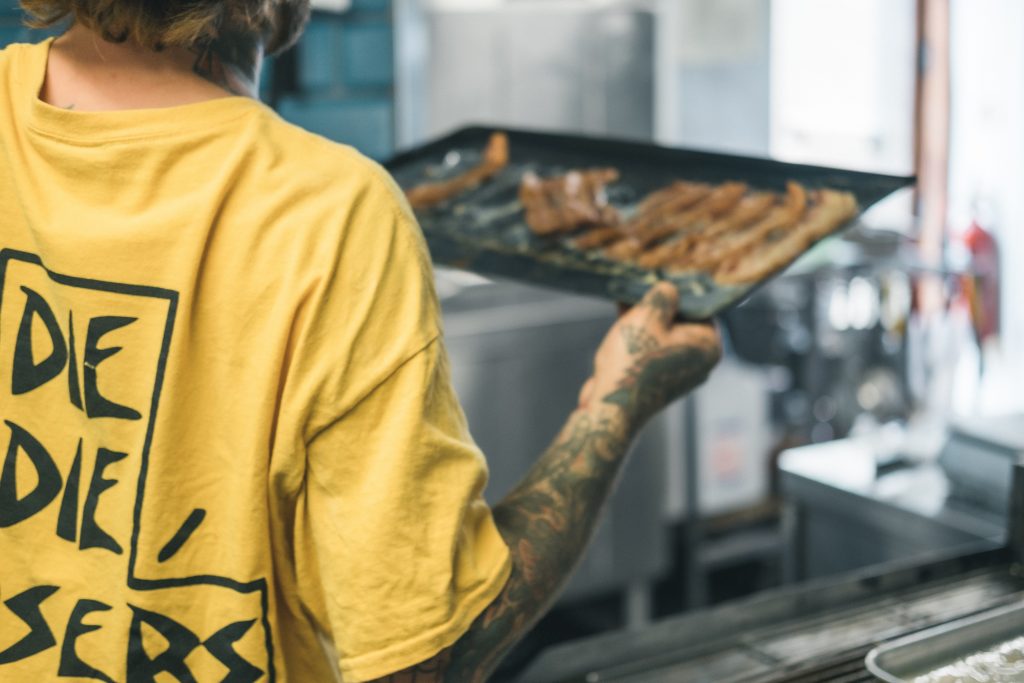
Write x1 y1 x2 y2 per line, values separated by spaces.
22 37 262 143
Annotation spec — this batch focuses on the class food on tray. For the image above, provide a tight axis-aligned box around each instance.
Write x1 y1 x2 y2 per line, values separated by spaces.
693 182 808 264
636 192 775 269
519 168 620 235
714 189 857 284
405 132 509 209
403 132 862 297
524 170 856 285
630 181 713 229
573 225 625 250
569 181 710 251
603 182 748 262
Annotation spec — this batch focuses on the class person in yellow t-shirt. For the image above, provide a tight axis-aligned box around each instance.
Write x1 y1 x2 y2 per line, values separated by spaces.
0 1 721 681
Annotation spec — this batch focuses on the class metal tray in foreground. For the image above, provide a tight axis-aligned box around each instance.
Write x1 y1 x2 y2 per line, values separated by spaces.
866 601 1024 682
386 125 915 320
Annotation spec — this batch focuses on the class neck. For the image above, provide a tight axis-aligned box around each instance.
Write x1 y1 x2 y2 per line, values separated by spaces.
190 28 264 98
43 24 265 111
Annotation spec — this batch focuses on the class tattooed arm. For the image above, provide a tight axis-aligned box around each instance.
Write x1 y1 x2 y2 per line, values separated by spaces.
371 282 720 683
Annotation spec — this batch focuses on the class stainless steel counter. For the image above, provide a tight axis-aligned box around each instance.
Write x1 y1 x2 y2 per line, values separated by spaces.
779 436 1006 582
511 442 1024 682
513 457 1024 682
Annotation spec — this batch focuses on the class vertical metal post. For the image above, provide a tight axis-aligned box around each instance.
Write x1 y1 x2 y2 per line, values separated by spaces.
392 0 430 149
625 582 652 631
1007 457 1024 565
780 501 802 584
683 395 705 609
914 0 951 316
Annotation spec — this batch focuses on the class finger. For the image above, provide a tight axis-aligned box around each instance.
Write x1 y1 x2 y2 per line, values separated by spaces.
640 281 679 327
667 320 718 344
668 322 722 357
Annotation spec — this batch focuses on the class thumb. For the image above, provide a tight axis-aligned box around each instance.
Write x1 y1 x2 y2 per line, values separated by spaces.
640 281 679 327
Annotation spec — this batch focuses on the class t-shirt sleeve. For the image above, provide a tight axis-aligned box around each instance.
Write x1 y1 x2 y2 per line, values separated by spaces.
297 339 511 681
289 161 511 681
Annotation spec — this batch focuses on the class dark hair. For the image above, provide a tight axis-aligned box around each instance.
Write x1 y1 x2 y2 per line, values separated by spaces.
20 0 310 55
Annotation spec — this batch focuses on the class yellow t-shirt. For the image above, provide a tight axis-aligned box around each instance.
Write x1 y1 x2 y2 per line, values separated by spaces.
0 39 510 682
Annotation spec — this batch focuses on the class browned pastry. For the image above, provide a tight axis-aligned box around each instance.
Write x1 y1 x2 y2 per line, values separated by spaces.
634 181 696 216
572 225 626 250
675 182 808 272
605 182 747 262
520 168 621 235
698 182 749 216
606 205 711 261
635 238 685 269
634 181 712 216
714 189 858 284
623 182 713 236
567 177 855 286
570 181 710 250
696 191 775 242
405 132 510 209
638 192 774 269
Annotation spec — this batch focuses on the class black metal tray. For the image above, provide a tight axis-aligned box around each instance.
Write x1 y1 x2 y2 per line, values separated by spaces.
386 125 915 320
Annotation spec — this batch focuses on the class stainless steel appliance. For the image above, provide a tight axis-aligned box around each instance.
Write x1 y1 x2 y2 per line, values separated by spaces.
779 434 1005 582
779 415 1023 582
940 415 1024 519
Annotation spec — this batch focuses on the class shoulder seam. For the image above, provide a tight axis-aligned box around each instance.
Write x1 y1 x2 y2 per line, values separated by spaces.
305 331 443 447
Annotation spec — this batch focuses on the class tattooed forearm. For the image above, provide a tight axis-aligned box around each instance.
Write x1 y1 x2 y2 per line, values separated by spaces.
444 406 632 682
603 345 714 427
374 284 718 683
191 28 262 97
364 407 632 683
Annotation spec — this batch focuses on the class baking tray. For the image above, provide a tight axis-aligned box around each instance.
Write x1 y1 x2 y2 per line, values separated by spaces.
386 125 916 320
866 601 1024 681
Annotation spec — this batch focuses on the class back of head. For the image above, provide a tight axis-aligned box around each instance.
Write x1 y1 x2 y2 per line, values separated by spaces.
19 0 311 55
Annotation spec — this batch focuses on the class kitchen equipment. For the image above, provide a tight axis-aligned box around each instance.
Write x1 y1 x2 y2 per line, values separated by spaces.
940 415 1024 517
386 126 915 320
510 459 1024 683
866 602 1024 682
779 430 1006 582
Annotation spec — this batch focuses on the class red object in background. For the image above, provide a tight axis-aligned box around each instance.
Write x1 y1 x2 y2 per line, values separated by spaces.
962 218 1000 342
